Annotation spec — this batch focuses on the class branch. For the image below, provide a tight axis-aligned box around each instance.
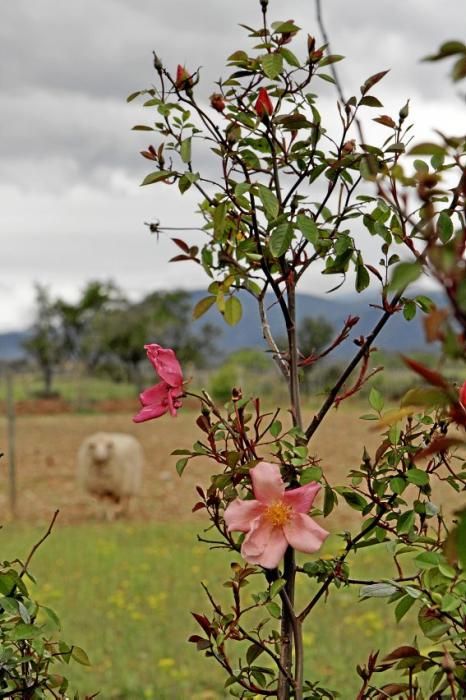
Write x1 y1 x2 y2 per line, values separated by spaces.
20 510 60 578
304 292 402 442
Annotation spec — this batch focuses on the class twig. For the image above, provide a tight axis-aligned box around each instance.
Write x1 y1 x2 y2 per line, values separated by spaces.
20 510 60 578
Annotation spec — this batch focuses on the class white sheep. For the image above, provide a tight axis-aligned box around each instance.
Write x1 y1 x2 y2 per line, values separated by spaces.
77 432 144 519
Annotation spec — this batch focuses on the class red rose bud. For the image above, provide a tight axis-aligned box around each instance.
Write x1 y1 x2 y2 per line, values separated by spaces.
210 93 226 113
255 88 274 120
175 64 192 90
310 49 323 63
307 35 316 55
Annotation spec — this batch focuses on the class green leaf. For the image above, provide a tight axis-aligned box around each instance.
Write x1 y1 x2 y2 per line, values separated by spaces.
296 214 318 244
355 257 370 292
340 489 367 511
395 595 416 622
246 643 264 665
359 95 383 107
457 510 466 570
418 605 449 640
408 143 446 157
193 296 216 320
224 296 243 326
180 137 192 164
270 421 282 438
437 211 453 243
389 261 422 291
131 124 155 131
300 466 323 484
280 48 300 68
397 510 415 534
269 578 286 598
414 551 443 568
403 300 417 321
257 185 279 220
261 53 283 79
323 486 336 516
140 170 172 186
390 476 407 495
319 54 345 67
71 646 92 666
127 90 142 103
269 223 293 257
11 623 41 641
406 469 429 487
360 583 397 598
176 458 189 476
265 601 281 619
369 387 384 412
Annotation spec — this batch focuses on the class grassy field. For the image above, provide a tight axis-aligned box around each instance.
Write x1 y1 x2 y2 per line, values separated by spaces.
1 522 416 699
0 408 461 697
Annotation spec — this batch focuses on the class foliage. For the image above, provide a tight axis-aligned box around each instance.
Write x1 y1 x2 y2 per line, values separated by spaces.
0 511 93 699
23 285 218 393
131 2 466 698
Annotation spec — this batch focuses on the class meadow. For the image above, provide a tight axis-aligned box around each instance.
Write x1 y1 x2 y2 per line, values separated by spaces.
0 408 460 697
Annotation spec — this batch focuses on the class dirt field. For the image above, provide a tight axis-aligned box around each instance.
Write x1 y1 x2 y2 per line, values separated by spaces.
0 405 460 525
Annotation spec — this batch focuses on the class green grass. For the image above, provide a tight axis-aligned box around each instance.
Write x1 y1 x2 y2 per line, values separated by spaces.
0 522 418 699
0 373 136 403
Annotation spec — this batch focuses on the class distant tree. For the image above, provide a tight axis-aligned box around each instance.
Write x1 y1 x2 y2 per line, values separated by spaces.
56 280 123 365
87 290 219 390
22 284 64 396
298 316 333 359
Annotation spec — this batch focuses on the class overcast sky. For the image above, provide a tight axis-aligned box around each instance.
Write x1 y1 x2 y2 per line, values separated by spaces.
1 0 464 331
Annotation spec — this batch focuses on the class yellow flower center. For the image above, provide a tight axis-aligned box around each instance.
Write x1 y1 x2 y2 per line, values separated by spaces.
264 501 292 527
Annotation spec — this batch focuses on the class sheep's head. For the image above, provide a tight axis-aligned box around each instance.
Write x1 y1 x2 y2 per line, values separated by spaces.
88 435 113 465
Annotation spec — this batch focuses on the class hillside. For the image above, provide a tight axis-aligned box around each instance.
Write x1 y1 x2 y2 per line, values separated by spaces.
0 289 439 362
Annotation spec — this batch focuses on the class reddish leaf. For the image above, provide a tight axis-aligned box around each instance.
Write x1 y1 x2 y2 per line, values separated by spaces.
373 115 396 128
415 436 464 461
361 69 390 95
192 502 206 512
383 646 419 662
401 356 449 389
169 254 192 262
191 612 212 635
171 237 190 253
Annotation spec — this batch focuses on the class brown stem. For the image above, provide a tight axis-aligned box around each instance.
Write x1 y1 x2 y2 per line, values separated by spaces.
304 292 402 442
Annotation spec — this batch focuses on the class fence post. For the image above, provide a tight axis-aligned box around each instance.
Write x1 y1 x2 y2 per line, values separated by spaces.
6 370 17 518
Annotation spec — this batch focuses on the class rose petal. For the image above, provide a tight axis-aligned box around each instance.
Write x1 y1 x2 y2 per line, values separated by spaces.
145 344 183 387
283 513 329 554
242 517 288 569
250 462 284 504
139 381 169 407
133 403 168 423
224 499 265 533
283 482 321 514
167 387 183 417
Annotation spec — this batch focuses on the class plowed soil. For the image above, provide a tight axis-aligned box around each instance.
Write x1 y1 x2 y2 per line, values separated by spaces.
0 403 461 525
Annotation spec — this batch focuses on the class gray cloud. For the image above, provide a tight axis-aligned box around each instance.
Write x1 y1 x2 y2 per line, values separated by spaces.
1 0 464 330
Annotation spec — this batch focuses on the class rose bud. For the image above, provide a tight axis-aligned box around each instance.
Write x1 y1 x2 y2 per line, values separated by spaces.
255 87 274 121
175 64 193 90
342 139 356 155
310 49 324 63
210 93 226 113
307 35 316 55
140 145 158 161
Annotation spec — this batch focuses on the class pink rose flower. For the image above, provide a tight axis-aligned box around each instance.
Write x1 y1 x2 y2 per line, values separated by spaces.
460 380 466 406
133 344 184 423
224 461 329 569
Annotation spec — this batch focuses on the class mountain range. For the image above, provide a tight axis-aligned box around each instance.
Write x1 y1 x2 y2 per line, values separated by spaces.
0 289 438 361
